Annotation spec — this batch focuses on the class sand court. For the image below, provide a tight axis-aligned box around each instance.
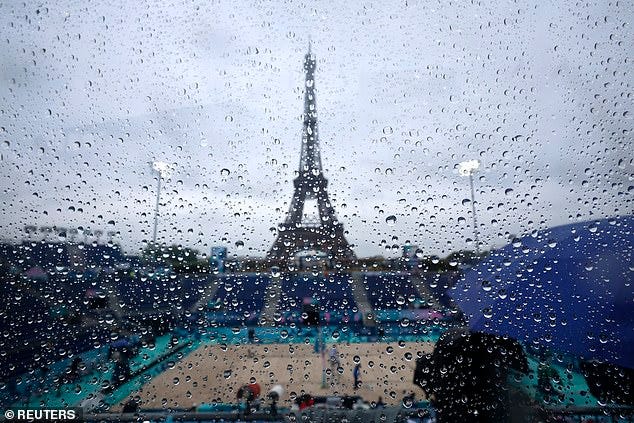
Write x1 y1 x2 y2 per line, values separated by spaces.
133 341 434 409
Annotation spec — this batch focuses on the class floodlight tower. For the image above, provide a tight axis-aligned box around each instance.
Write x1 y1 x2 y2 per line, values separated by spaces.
458 160 481 255
151 161 172 245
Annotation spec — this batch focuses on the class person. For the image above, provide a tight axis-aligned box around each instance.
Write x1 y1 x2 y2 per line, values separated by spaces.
237 383 261 415
537 360 560 404
342 395 362 409
247 327 256 358
68 357 83 383
327 345 341 385
375 396 386 408
111 351 131 388
36 365 50 396
402 391 416 408
56 357 83 395
414 328 528 422
122 398 140 413
267 384 283 416
6 377 18 403
329 345 340 367
298 393 314 410
353 363 361 390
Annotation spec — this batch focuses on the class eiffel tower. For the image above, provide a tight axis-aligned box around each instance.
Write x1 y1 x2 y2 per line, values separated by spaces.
268 45 355 262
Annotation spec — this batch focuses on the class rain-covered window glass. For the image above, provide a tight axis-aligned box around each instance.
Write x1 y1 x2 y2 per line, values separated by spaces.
1 1 632 422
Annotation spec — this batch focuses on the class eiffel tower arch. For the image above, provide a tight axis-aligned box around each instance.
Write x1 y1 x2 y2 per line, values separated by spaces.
268 45 355 263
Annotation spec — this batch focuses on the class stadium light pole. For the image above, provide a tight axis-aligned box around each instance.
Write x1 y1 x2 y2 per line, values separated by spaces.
458 159 481 255
151 161 172 245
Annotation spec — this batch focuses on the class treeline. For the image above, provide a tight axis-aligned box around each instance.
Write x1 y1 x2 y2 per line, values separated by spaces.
142 244 487 274
142 244 209 274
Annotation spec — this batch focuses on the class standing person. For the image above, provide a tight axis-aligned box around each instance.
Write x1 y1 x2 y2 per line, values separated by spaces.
375 396 386 408
298 393 314 410
55 357 83 396
353 363 361 390
247 327 256 358
328 345 340 384
112 351 131 388
537 360 559 404
36 365 50 396
314 327 321 354
68 357 82 383
329 345 340 367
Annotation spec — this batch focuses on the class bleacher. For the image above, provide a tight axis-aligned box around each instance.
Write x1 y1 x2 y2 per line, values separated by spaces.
418 272 461 309
23 242 71 269
279 273 357 312
116 274 178 312
1 306 110 380
0 241 214 384
47 272 94 315
363 272 421 310
0 243 22 270
206 274 270 324
84 244 125 267
174 276 212 310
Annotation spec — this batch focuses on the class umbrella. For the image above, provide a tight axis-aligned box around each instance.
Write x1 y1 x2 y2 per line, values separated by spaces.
236 383 261 400
450 215 634 369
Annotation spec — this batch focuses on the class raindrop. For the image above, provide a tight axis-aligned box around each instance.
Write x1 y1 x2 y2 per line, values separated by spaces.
402 396 413 408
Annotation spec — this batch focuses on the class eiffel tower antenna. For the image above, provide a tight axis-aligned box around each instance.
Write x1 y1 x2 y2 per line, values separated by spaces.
268 45 355 264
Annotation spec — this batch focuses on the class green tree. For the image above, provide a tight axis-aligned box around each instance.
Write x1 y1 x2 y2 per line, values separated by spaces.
142 244 202 273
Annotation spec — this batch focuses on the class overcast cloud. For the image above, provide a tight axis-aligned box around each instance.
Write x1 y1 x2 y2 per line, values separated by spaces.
1 0 632 258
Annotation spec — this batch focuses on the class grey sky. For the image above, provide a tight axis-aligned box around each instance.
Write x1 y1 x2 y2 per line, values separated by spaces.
1 0 632 258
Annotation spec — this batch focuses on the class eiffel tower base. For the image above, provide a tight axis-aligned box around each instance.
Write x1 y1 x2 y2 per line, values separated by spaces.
268 224 355 265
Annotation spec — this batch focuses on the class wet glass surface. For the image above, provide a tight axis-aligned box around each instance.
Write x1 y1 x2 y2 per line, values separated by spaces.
0 1 632 421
